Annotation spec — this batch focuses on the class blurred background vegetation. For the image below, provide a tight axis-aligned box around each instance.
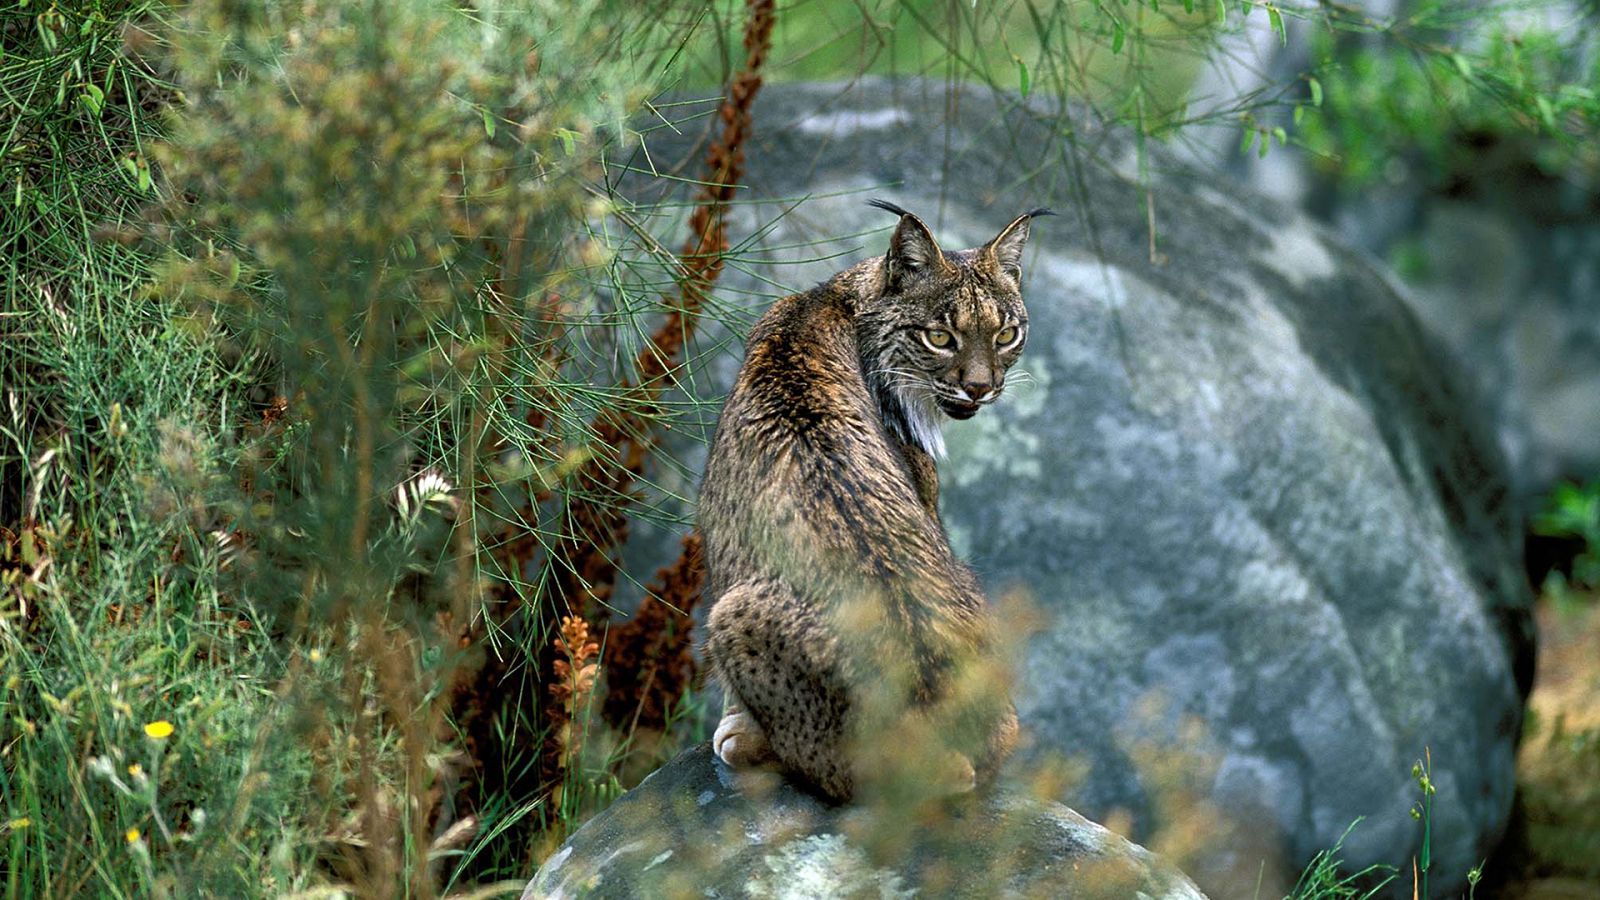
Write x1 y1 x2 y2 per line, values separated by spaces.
1 0 1595 897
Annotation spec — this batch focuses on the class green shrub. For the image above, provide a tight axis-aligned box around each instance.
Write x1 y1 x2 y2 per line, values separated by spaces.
4 0 694 893
1296 14 1598 193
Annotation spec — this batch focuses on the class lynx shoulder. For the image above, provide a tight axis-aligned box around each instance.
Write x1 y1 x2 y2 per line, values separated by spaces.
698 202 1050 801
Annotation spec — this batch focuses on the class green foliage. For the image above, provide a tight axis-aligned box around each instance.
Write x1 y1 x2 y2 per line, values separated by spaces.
1282 750 1490 900
0 1 166 290
682 0 1218 134
1281 821 1395 900
3 0 703 893
0 4 312 892
1534 479 1600 593
1409 751 1439 898
0 0 173 523
0 339 318 897
1296 12 1599 192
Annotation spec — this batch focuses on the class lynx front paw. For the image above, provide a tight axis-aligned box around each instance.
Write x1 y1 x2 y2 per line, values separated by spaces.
713 707 773 768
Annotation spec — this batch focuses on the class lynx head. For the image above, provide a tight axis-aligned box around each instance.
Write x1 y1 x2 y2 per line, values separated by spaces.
857 200 1051 458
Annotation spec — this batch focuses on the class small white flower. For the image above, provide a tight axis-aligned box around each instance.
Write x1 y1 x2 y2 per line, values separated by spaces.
396 469 456 518
88 756 116 779
210 530 242 569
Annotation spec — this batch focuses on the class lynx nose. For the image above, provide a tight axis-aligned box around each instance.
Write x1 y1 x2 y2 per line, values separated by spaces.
962 379 1000 402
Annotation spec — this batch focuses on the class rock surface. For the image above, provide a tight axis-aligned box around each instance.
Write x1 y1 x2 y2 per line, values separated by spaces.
524 744 1207 900
1342 194 1600 501
611 78 1533 896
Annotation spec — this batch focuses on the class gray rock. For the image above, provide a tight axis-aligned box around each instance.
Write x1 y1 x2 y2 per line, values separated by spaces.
524 744 1207 900
1349 196 1600 500
609 78 1531 897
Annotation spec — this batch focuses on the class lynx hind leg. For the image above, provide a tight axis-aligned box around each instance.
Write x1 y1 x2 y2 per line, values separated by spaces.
707 581 853 800
712 701 772 768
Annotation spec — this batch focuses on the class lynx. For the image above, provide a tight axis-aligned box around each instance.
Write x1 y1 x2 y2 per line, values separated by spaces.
699 200 1049 801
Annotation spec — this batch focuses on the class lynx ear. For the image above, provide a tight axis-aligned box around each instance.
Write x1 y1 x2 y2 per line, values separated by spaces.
868 198 944 285
985 207 1054 281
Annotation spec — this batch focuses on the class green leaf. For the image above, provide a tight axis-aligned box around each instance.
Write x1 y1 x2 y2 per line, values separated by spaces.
122 153 151 193
1308 76 1322 107
1533 482 1600 537
482 108 495 138
1258 130 1270 158
1111 19 1125 54
1272 126 1287 146
1183 0 1194 12
1293 104 1305 126
1452 53 1472 79
1535 95 1556 130
1016 57 1030 98
1267 5 1285 44
555 127 579 156
79 84 104 118
1214 0 1226 23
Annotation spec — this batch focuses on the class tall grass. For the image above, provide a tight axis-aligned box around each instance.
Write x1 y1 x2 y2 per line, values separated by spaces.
3 0 712 893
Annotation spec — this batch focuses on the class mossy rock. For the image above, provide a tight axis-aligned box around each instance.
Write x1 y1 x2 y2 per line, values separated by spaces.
525 744 1207 900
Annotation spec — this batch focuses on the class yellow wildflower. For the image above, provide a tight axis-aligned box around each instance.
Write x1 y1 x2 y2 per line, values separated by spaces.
125 827 141 844
6 818 29 830
143 720 174 739
127 763 143 778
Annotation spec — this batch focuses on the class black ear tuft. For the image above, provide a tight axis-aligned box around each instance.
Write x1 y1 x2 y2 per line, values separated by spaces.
866 198 915 218
986 210 1048 280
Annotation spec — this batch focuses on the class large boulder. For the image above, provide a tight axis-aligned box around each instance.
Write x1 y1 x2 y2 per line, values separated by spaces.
525 744 1207 899
612 78 1532 896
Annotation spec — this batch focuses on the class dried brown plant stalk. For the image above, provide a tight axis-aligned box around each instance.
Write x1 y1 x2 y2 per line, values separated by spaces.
552 0 777 621
446 0 775 859
601 531 705 732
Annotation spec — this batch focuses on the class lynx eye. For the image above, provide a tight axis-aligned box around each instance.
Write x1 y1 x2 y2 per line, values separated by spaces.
995 325 1019 346
922 328 955 350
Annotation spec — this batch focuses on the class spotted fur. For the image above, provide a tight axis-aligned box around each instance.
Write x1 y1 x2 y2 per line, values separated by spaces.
699 203 1047 801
